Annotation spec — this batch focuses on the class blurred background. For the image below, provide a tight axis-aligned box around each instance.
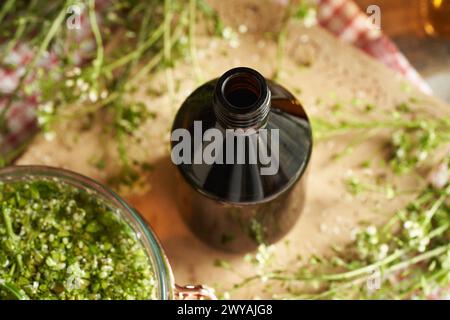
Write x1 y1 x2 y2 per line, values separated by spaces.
355 0 450 102
0 0 449 161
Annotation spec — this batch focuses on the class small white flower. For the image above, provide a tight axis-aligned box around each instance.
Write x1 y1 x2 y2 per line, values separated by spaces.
419 237 430 247
0 71 19 94
238 24 248 34
409 226 424 239
80 82 89 92
350 228 360 241
366 225 377 236
41 102 54 113
88 89 98 102
418 151 428 162
404 220 413 229
222 27 233 39
179 35 188 45
396 149 405 159
428 161 449 189
44 131 56 141
380 244 389 254
76 78 84 87
302 9 317 28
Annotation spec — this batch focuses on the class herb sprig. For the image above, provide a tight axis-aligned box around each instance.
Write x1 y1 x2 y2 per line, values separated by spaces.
216 101 450 299
0 0 219 187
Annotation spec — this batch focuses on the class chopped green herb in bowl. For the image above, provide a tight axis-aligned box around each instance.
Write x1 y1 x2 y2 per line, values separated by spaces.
0 166 174 300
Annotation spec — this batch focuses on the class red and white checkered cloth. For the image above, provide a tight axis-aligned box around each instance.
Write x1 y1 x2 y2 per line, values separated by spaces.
0 0 432 160
0 44 58 157
0 6 95 158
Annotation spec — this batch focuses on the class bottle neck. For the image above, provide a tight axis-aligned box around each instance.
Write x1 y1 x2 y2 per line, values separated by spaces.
213 67 271 130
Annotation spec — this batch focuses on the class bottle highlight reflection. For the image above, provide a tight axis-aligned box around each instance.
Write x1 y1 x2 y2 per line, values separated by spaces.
171 67 312 252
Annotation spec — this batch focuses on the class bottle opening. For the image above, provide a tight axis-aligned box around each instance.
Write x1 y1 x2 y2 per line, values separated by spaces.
214 67 270 129
223 73 261 109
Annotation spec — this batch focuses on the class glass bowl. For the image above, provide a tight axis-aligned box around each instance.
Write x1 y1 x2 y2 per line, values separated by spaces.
0 165 215 300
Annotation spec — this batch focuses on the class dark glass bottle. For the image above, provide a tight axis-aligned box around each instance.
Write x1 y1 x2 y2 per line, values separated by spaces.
171 67 312 252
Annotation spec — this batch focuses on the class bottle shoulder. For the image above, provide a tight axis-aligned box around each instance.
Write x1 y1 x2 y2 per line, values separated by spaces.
171 79 313 204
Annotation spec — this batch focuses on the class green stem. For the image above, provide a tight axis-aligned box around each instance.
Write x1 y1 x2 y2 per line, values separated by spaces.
333 128 378 160
59 92 120 119
130 9 188 86
229 221 450 297
0 281 26 300
89 0 104 80
0 0 14 24
56 4 156 122
388 245 449 274
264 249 405 283
2 0 39 60
274 1 293 80
320 250 405 281
197 0 223 35
164 0 173 65
189 0 203 82
422 195 445 227
164 0 175 101
312 117 450 141
0 2 68 130
274 27 287 81
114 102 129 169
398 267 450 299
1 206 23 272
279 243 450 300
2 207 15 240
3 17 28 59
0 134 36 167
108 6 157 171
382 189 440 235
108 2 159 171
102 24 164 73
